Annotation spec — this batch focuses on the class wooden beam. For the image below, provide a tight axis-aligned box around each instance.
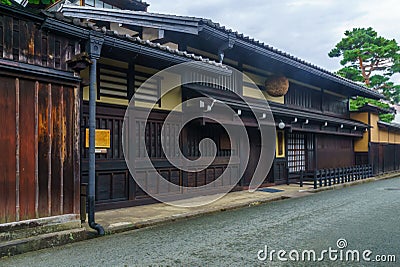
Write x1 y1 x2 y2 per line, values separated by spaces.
15 78 20 221
34 81 39 218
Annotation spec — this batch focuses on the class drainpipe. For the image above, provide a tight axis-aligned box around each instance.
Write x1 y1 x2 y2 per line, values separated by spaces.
218 33 236 63
87 33 105 236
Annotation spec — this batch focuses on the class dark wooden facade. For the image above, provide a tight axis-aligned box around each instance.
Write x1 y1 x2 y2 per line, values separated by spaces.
0 7 81 223
55 3 376 208
2 2 398 216
80 101 240 209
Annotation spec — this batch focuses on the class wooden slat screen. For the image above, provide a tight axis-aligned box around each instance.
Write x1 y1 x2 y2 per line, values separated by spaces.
98 65 128 100
285 83 321 110
134 70 161 104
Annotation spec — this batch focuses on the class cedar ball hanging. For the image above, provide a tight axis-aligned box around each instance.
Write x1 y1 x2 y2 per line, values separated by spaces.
265 76 289 97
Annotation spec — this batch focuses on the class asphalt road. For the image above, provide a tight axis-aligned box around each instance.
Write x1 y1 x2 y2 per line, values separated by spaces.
1 178 400 266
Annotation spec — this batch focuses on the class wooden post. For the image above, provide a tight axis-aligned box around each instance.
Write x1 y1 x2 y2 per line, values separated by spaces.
328 169 332 186
319 170 322 187
300 170 303 187
286 167 290 185
313 170 317 189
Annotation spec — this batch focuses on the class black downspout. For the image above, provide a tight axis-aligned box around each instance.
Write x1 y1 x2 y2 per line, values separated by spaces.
87 33 105 236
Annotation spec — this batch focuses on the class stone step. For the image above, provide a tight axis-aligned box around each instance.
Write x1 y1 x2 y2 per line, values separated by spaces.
0 214 81 242
0 228 86 258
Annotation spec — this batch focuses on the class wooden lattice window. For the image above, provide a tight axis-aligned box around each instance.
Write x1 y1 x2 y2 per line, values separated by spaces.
135 120 180 159
287 133 305 173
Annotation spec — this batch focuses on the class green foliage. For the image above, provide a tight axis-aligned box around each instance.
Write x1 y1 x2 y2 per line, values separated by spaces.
0 0 54 5
379 113 395 123
336 66 364 83
329 27 400 104
330 27 400 123
349 96 394 123
0 0 12 5
349 96 390 111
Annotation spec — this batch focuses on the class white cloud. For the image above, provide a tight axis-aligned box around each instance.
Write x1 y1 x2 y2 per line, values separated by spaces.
148 0 400 77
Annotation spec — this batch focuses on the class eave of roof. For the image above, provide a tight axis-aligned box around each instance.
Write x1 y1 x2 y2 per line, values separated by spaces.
377 121 400 131
353 103 394 114
268 102 370 129
42 11 228 71
54 4 201 34
184 83 370 130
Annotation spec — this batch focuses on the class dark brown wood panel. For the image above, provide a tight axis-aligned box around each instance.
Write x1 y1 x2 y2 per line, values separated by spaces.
63 86 75 214
0 14 79 70
2 15 12 60
0 76 16 223
242 127 261 185
19 79 36 220
37 82 50 217
51 84 62 216
316 135 354 169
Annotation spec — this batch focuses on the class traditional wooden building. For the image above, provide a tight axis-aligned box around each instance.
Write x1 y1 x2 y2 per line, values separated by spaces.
351 104 400 174
48 0 388 209
1 0 399 226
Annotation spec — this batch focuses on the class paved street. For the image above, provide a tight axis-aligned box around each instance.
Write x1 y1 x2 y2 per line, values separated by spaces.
1 178 399 266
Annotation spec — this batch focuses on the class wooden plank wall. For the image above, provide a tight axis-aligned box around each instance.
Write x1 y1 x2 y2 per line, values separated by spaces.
0 13 81 223
316 135 355 169
0 13 79 70
0 76 79 223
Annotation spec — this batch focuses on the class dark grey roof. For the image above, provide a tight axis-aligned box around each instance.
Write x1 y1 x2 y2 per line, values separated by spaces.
51 4 201 34
377 121 400 131
43 11 227 69
355 103 394 114
53 4 383 99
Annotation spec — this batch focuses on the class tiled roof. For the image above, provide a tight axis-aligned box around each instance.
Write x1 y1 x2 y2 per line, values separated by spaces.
54 4 383 99
43 11 227 69
199 19 383 98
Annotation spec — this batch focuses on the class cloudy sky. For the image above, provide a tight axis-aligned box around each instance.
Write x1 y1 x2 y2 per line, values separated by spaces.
149 0 400 74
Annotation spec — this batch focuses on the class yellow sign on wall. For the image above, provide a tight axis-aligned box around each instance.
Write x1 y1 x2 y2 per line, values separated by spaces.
85 129 111 148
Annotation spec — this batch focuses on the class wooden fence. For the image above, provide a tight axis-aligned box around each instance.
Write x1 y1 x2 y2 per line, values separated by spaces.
299 165 373 189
